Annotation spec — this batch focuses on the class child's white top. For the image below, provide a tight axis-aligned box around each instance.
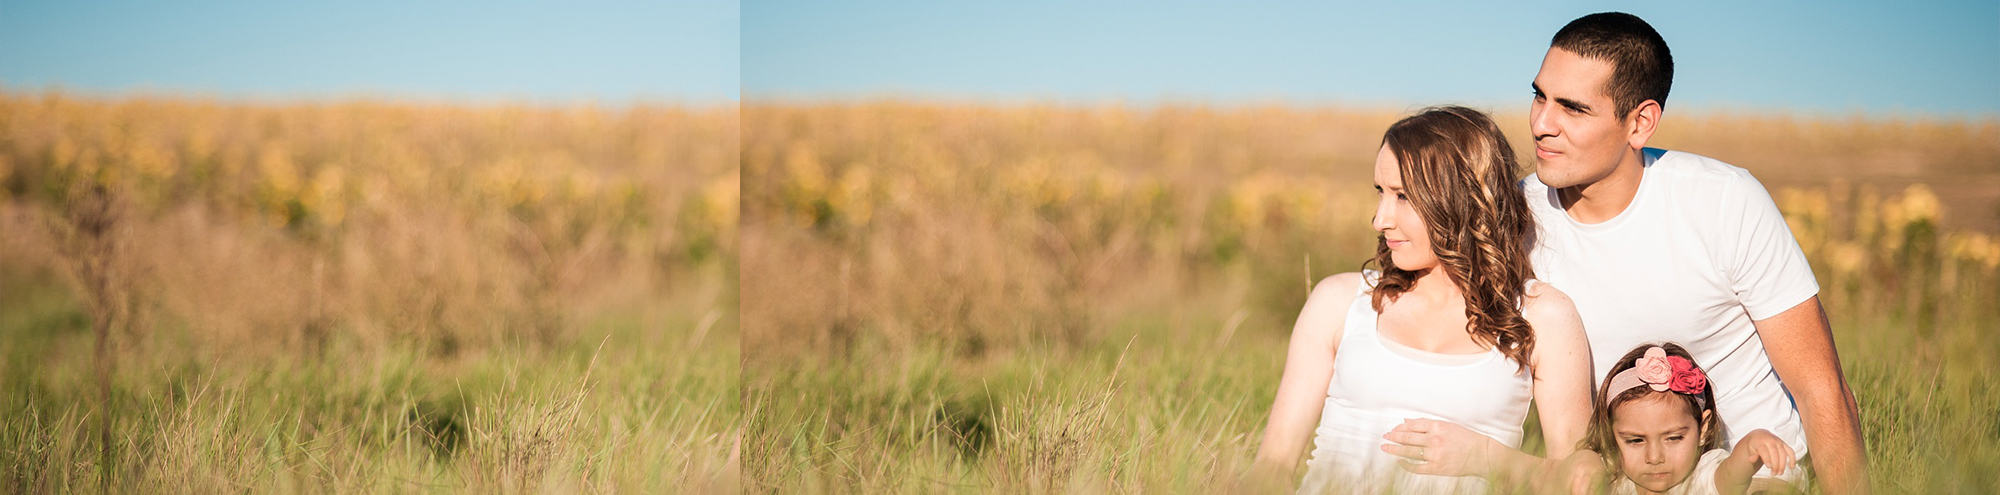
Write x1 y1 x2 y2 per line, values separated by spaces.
1521 148 1817 460
1613 449 1727 495
1295 270 1536 495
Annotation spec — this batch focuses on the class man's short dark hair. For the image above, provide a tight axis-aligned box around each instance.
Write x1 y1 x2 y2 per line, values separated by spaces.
1551 12 1673 118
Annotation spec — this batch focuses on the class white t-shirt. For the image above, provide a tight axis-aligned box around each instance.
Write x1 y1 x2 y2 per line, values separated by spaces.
1522 148 1819 458
1612 449 1727 495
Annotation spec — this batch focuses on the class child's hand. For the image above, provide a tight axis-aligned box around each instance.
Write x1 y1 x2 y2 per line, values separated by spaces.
1718 430 1799 495
1733 429 1796 476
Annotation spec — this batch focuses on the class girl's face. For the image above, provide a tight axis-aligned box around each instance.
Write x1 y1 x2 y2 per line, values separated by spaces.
1611 393 1709 495
1372 145 1438 271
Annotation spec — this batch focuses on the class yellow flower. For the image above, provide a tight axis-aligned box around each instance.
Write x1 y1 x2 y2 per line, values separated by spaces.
784 141 827 198
1948 233 2000 271
257 142 300 197
50 137 79 171
706 172 741 233
1229 174 1280 231
126 139 175 183
1897 184 1942 225
1826 241 1869 277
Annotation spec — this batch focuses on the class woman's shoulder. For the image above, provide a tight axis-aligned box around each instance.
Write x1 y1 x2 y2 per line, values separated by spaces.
1521 281 1576 315
1289 272 1369 346
1309 272 1368 304
1521 281 1584 337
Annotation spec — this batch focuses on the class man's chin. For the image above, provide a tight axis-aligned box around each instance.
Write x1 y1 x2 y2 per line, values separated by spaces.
1532 170 1570 189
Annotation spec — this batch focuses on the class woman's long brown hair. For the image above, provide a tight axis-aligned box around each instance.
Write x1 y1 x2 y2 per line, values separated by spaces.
1365 106 1538 373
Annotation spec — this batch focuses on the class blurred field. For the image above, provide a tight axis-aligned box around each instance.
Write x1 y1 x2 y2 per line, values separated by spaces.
741 102 2000 493
0 93 739 493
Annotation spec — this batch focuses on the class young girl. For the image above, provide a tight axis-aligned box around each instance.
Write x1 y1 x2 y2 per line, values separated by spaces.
1572 343 1799 495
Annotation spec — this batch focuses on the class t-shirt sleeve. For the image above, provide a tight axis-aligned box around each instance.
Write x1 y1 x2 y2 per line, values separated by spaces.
1717 171 1820 320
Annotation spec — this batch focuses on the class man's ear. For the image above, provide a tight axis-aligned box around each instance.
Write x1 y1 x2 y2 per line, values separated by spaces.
1625 99 1661 150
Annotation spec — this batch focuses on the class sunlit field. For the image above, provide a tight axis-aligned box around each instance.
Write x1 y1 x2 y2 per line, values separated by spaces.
0 93 739 493
741 102 2000 493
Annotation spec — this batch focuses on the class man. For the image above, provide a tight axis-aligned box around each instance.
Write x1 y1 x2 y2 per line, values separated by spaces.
1380 12 1869 494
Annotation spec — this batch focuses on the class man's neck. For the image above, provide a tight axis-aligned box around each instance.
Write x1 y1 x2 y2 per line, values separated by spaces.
1557 150 1648 224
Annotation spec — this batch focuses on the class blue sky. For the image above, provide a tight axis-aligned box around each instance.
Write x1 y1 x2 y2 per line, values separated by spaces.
3 1 1993 115
0 0 739 103
745 1 2000 117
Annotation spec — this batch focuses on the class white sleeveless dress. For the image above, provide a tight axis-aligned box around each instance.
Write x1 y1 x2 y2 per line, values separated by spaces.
1296 271 1537 495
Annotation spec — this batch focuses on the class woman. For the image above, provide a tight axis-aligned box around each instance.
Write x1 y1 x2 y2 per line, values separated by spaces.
1252 106 1594 494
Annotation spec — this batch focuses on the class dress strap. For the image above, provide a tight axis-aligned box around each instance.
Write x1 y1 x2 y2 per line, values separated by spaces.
1340 270 1382 342
1519 278 1542 310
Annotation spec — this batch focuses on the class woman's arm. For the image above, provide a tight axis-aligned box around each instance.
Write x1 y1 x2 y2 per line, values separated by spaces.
1252 272 1361 476
1480 283 1595 490
1525 283 1594 462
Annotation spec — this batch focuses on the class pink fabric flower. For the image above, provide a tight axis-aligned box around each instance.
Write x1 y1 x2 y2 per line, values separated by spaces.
1668 356 1707 395
1633 347 1672 392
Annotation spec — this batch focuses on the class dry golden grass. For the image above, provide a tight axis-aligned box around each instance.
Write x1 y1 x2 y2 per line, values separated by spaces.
0 92 738 493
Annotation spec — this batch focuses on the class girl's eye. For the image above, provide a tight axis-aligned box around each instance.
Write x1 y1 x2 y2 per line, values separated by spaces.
1623 438 1642 445
1396 193 1408 201
1667 435 1684 442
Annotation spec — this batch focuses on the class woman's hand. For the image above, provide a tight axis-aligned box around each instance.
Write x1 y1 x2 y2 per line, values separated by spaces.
1380 418 1504 477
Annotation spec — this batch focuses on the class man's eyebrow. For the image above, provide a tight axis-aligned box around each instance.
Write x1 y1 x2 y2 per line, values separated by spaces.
1555 95 1593 114
1532 82 1595 114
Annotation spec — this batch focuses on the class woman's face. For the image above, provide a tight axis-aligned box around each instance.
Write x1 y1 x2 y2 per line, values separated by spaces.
1373 144 1438 271
1611 394 1708 495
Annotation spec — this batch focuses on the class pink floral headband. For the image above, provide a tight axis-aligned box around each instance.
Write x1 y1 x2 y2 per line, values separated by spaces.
1603 346 1707 406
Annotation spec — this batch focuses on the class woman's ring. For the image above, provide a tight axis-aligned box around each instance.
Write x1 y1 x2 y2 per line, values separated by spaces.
1416 447 1425 461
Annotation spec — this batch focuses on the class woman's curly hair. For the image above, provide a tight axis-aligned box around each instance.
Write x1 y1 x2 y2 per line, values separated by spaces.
1365 106 1539 373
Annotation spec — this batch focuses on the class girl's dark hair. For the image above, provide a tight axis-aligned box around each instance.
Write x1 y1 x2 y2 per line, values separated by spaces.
1365 106 1538 373
1575 342 1727 471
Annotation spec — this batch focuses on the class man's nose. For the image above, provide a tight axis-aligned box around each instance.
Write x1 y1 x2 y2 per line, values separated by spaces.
1531 101 1558 139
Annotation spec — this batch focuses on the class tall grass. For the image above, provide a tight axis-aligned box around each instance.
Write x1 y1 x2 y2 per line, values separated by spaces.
741 102 2000 493
0 92 738 493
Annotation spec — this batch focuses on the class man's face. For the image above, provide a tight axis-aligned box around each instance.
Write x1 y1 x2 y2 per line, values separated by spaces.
1529 47 1635 190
